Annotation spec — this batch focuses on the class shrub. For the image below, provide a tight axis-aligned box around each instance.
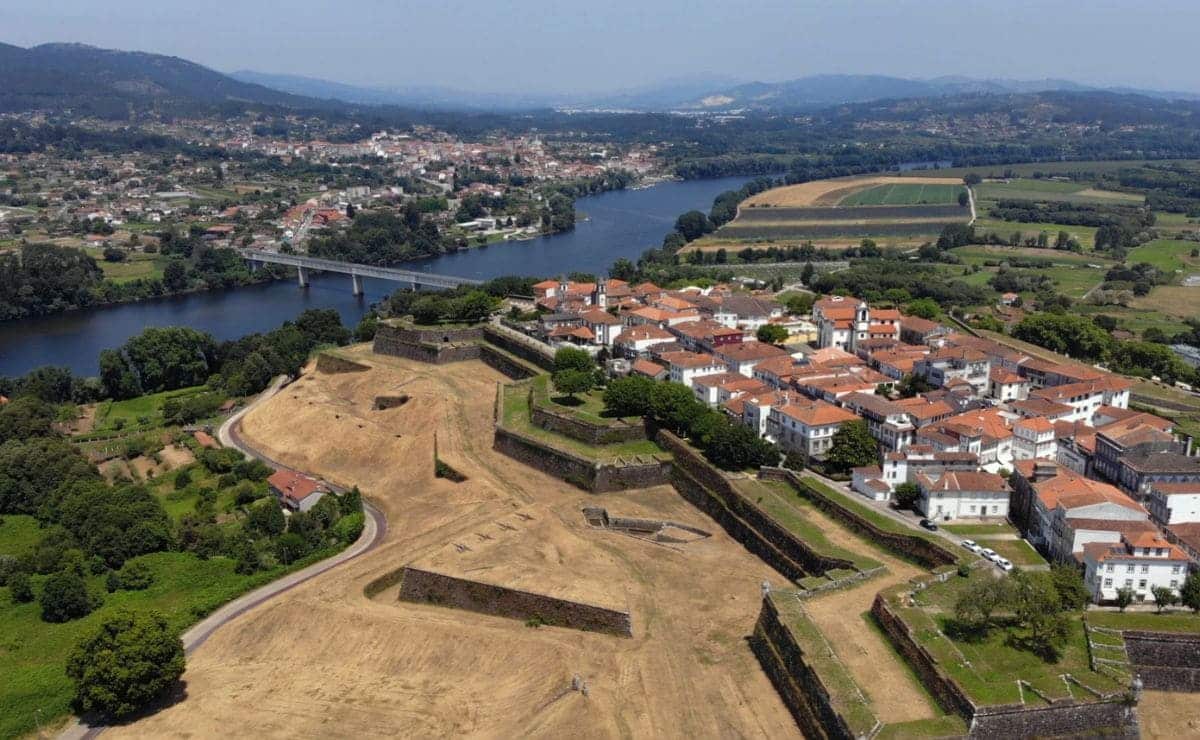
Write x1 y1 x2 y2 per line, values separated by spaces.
332 512 365 543
107 560 155 592
40 570 98 622
8 570 34 603
174 468 192 490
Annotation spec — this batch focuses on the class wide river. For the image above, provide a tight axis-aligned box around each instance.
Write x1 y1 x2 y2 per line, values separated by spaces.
0 176 756 376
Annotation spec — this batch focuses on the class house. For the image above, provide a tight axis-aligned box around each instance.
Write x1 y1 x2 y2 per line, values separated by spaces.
719 294 784 332
880 447 979 490
268 469 327 512
670 320 744 353
630 359 667 380
899 316 950 346
999 292 1020 306
737 391 785 438
660 351 726 388
716 340 790 377
841 392 914 451
852 466 893 501
1146 482 1200 525
612 325 675 357
768 397 860 459
988 368 1029 402
915 470 1010 521
1013 416 1057 461
1081 532 1190 605
913 347 991 397
1093 421 1194 496
578 308 622 347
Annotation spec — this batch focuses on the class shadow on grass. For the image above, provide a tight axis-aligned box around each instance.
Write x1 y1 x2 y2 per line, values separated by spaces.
550 395 585 407
77 678 189 732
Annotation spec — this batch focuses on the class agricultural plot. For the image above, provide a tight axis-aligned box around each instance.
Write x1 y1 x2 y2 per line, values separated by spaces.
975 178 1143 205
839 183 965 206
717 178 970 242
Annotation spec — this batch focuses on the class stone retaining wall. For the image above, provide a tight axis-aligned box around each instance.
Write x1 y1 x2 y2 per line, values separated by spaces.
751 596 861 740
531 403 648 445
658 432 860 581
397 566 632 637
492 425 671 493
315 352 372 374
482 325 556 371
372 323 484 364
761 468 959 569
479 345 539 379
1123 630 1200 691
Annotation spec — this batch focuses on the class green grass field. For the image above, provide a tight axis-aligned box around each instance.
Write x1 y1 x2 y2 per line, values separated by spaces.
982 538 1047 568
941 523 1018 536
0 515 42 559
1087 610 1200 634
85 249 168 284
1127 239 1200 274
0 549 341 739
91 386 212 434
840 183 966 206
892 572 1122 706
975 179 1143 205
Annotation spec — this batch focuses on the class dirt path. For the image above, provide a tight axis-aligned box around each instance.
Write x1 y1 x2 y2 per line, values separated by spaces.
1139 690 1200 738
768 489 938 724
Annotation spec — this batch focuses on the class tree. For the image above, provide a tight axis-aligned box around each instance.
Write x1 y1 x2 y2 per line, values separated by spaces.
66 609 185 719
756 324 789 345
1115 587 1135 612
957 191 970 207
674 210 713 242
0 396 56 444
602 375 655 417
893 482 921 510
174 468 192 490
1011 571 1071 659
963 173 982 186
8 570 33 603
800 262 815 286
785 292 814 316
1013 313 1114 361
703 419 778 471
552 369 593 400
954 576 1011 628
1180 572 1200 613
247 501 285 537
649 382 705 436
904 298 940 320
553 346 593 374
1050 565 1090 611
896 373 934 399
162 260 188 291
610 258 636 282
826 420 878 473
40 569 98 622
1150 585 1178 613
273 532 308 565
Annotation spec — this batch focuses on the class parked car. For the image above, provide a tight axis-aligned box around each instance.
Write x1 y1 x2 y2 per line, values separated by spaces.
919 518 939 531
980 548 999 561
960 539 982 554
995 558 1014 572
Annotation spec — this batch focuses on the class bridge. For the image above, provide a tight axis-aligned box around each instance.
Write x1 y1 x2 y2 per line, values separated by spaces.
239 249 483 294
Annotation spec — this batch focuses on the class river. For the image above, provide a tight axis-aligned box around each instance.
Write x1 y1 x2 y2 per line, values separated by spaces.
0 176 756 376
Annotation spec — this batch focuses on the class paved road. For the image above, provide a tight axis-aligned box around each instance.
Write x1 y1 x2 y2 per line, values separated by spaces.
60 376 387 740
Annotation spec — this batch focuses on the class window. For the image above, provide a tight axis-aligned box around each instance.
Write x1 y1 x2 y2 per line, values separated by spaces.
1172 565 1182 574
1138 580 1147 589
1141 565 1150 574
1104 578 1113 587
1124 579 1133 588
1126 565 1135 574
1106 564 1114 573
1171 580 1179 588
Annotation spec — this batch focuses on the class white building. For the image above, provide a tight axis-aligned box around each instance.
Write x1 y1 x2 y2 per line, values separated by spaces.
1147 482 1200 525
661 351 726 388
1081 532 1190 605
1013 416 1057 461
769 398 860 459
916 470 1010 521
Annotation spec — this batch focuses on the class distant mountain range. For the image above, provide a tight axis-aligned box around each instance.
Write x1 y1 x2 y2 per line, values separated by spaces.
2 40 1199 117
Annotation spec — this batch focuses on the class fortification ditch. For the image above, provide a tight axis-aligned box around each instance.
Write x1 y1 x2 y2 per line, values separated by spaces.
315 352 372 374
479 344 540 379
760 468 959 569
1123 631 1200 691
657 432 864 581
395 566 632 637
581 506 711 543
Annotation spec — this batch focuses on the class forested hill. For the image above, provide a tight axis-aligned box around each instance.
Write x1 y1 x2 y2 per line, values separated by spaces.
0 42 330 115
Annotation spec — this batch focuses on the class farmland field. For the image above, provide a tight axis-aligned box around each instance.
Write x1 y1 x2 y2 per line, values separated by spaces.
839 183 965 206
737 204 966 222
975 178 1143 205
743 175 962 207
1126 239 1200 273
972 217 1098 250
715 220 959 241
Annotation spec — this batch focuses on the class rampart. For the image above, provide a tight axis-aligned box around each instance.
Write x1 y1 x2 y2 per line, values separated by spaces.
530 403 648 445
492 425 671 493
372 323 484 364
657 431 866 582
751 595 866 740
760 468 959 569
482 325 556 371
396 566 632 637
1123 630 1200 691
479 344 540 379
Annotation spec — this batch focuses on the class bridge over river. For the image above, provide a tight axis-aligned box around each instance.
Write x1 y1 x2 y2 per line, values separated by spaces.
240 249 483 293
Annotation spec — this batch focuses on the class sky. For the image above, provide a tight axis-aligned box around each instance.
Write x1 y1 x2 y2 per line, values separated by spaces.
3 0 1199 95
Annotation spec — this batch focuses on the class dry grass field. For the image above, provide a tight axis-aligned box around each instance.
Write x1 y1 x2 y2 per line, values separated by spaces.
106 345 797 739
743 175 963 208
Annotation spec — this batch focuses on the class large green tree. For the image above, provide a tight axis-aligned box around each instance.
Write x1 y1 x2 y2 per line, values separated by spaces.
40 570 98 623
826 420 878 473
1012 313 1114 361
602 375 656 417
66 610 185 719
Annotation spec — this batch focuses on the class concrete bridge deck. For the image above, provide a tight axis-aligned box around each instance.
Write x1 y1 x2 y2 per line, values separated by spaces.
239 249 483 293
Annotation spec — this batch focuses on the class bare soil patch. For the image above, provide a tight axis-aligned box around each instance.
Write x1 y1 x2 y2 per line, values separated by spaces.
1139 689 1200 738
107 346 796 739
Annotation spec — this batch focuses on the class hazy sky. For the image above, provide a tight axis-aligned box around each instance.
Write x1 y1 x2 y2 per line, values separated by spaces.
4 0 1199 94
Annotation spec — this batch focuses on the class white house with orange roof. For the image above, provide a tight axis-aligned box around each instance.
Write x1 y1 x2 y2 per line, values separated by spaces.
1013 416 1057 461
1146 482 1200 525
1081 532 1190 604
915 470 1010 521
768 397 860 459
988 367 1029 402
660 351 726 388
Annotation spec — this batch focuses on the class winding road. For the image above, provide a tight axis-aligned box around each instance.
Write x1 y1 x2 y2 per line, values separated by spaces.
61 376 387 740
